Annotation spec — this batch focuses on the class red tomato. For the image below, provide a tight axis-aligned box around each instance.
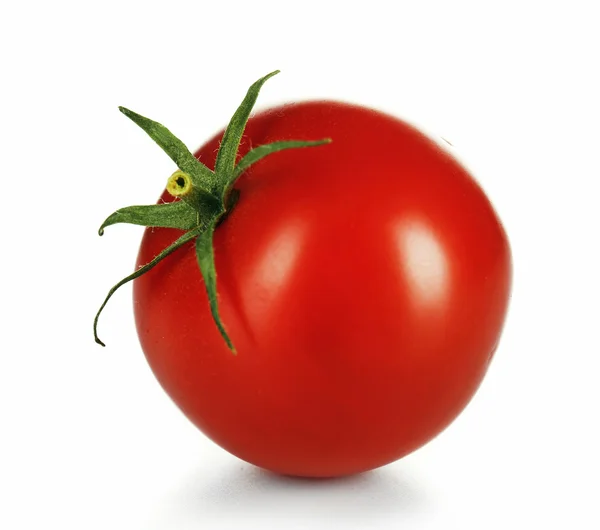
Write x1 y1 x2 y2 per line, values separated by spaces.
133 101 511 478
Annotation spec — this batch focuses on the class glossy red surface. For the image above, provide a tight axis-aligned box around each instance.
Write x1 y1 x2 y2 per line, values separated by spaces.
133 101 512 477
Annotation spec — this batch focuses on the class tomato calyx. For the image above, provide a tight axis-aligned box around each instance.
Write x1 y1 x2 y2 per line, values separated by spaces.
94 70 331 352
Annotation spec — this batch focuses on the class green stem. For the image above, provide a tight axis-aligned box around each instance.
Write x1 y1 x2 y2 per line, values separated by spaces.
166 170 221 212
95 70 332 353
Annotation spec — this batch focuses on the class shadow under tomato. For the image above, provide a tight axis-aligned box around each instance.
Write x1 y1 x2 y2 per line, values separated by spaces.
176 460 431 522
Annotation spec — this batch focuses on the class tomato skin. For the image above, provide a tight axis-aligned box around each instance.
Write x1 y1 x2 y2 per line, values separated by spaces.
133 101 511 478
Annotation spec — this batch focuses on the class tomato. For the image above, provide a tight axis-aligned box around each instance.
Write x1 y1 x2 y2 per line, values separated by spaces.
131 100 511 478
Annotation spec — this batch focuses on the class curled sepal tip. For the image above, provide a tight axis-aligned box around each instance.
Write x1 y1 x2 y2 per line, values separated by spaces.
195 220 236 353
94 227 204 347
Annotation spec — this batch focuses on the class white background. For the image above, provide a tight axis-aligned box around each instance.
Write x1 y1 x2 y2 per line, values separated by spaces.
1 1 599 528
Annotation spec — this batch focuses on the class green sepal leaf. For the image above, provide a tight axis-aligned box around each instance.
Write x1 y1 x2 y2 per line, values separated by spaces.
214 70 280 180
119 107 217 190
231 139 332 185
195 220 236 353
94 226 204 347
96 71 334 353
98 200 199 235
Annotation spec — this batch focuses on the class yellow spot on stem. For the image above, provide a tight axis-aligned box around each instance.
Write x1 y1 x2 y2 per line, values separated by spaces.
166 170 192 198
